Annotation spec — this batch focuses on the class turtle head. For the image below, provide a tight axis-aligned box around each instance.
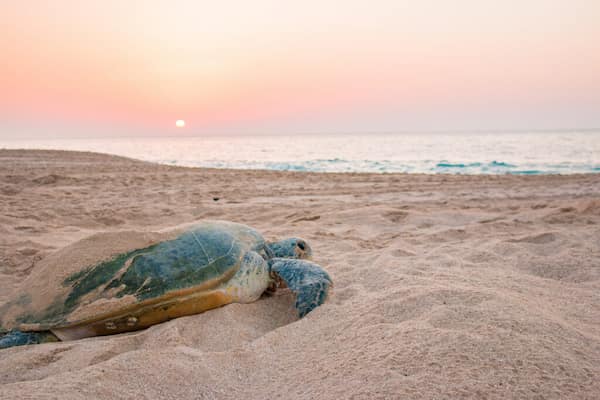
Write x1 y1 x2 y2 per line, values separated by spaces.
268 238 312 259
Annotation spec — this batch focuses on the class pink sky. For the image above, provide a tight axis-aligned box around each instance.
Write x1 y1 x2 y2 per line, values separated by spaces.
1 0 599 138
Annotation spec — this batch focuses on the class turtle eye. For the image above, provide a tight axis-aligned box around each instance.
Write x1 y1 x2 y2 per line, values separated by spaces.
297 241 306 251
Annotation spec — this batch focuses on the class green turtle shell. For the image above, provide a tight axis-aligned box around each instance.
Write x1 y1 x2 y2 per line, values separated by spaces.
0 221 267 339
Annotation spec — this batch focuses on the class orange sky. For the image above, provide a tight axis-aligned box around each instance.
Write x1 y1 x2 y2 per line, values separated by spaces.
1 0 599 138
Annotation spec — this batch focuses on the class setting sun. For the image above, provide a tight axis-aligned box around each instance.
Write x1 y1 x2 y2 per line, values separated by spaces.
175 120 185 128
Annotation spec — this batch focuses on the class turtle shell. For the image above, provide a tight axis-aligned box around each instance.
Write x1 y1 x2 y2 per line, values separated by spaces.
0 221 267 339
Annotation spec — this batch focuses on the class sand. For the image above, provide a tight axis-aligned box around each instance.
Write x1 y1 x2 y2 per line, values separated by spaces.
0 149 599 399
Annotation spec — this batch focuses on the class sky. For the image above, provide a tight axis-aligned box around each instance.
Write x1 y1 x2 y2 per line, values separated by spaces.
1 0 599 138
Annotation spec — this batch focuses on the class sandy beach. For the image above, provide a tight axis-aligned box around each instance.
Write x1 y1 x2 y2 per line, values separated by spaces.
0 149 599 399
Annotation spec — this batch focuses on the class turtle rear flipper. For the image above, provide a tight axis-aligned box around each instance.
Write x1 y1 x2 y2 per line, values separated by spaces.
0 330 58 349
270 259 332 318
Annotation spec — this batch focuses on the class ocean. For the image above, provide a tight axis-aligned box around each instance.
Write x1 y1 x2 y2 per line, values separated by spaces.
1 132 599 175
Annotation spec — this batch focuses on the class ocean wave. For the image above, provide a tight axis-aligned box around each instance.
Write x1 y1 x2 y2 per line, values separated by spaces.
171 159 600 175
489 161 516 167
3 133 599 175
511 170 542 175
436 162 482 168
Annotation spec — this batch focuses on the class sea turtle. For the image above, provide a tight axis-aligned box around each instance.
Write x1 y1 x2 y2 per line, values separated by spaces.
0 221 332 349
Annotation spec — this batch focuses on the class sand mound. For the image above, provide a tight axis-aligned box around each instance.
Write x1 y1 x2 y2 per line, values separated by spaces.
580 199 600 215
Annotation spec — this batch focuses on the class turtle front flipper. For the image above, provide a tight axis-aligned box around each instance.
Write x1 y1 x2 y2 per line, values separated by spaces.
0 330 59 349
270 259 332 318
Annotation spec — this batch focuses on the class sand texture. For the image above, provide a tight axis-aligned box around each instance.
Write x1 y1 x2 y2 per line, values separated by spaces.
0 149 599 399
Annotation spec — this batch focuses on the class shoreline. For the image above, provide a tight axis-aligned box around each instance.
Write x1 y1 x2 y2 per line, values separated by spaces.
2 148 599 178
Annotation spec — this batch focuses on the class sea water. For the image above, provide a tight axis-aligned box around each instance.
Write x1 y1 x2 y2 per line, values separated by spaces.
1 132 599 174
